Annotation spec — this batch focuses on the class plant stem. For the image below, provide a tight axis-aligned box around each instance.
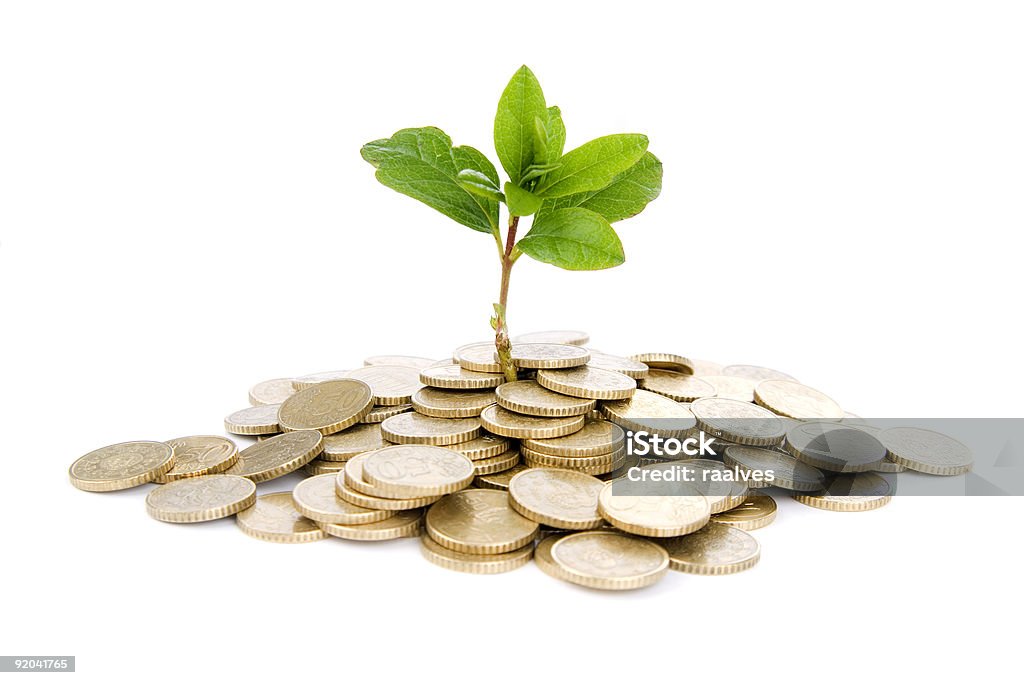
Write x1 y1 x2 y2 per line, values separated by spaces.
494 215 520 382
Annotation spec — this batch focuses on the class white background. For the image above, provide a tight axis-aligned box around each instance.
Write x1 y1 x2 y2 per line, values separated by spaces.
2 1 1021 682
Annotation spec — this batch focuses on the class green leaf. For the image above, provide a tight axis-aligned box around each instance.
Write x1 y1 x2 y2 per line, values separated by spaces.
537 152 662 223
544 106 566 161
457 169 505 203
517 208 625 270
494 66 547 185
361 127 500 234
519 162 561 185
534 134 648 198
504 182 543 217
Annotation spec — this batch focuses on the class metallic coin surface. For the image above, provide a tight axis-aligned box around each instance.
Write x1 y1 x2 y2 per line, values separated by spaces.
420 533 533 574
879 427 973 475
447 434 512 460
473 450 521 475
360 445 475 498
784 422 888 473
411 387 497 418
508 468 606 529
698 375 759 403
479 404 585 439
641 370 716 402
507 343 590 369
278 379 374 434
545 531 669 591
793 472 893 512
236 492 326 543
600 389 696 438
519 446 622 469
248 378 297 406
69 441 175 492
360 404 413 423
292 370 352 390
303 459 348 476
225 430 323 483
224 404 281 435
522 418 624 457
292 473 394 524
364 355 436 370
659 522 761 575
319 509 424 541
711 493 778 530
344 366 424 406
425 489 539 553
600 451 641 481
380 412 481 446
689 359 725 376
336 456 441 510
154 435 238 483
629 353 694 375
524 453 624 476
754 380 844 420
145 474 256 523
535 366 637 400
690 397 787 447
585 350 649 379
454 342 502 373
419 363 505 390
722 364 798 383
322 423 386 461
666 460 749 514
722 445 827 491
597 481 710 537
512 330 590 346
495 380 595 417
474 463 530 490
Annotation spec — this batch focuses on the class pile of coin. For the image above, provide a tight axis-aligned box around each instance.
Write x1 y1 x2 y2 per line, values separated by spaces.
68 329 973 591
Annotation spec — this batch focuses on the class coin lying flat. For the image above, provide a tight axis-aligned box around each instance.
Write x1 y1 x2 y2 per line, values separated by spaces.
154 435 238 483
698 375 759 403
754 380 844 420
600 389 696 439
721 365 797 383
879 427 973 475
665 460 749 514
236 492 326 543
420 533 533 574
380 412 481 446
454 342 502 373
522 419 624 457
303 459 348 476
248 378 297 406
145 474 256 523
419 364 505 390
474 463 529 490
225 430 323 483
425 489 539 554
344 366 424 406
507 343 590 369
322 423 386 461
319 509 424 541
597 481 710 537
659 522 761 575
600 451 641 481
784 422 887 473
473 450 521 475
224 405 281 435
710 493 777 530
359 404 413 423
508 468 605 530
447 434 512 460
535 366 636 400
722 445 827 492
291 473 393 525
585 350 649 379
479 404 585 439
689 359 725 376
292 370 352 390
336 455 441 510
411 387 497 418
360 445 475 498
629 353 694 375
641 370 716 402
69 441 175 492
364 355 437 370
793 472 893 512
690 397 786 447
519 445 622 468
495 380 595 417
512 330 590 346
277 379 374 435
542 531 670 591
523 453 624 476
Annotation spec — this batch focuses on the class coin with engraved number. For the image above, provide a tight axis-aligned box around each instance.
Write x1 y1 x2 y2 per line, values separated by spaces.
474 463 529 490
322 423 386 461
145 474 256 523
380 412 481 446
360 445 475 498
495 380 595 417
69 441 175 492
629 353 694 375
698 375 759 403
479 404 585 439
447 434 512 460
792 472 893 512
278 379 374 435
336 454 441 510
473 450 521 475
658 522 760 575
319 509 424 541
512 330 590 346
508 468 606 529
292 473 394 525
506 343 590 369
248 378 297 406
535 366 636 400
722 445 827 492
360 404 413 423
344 366 424 406
690 397 786 447
522 418 624 457
154 435 238 483
425 489 539 554
292 370 352 390
364 355 437 370
722 364 797 383
600 389 696 438
224 430 323 483
641 370 716 402
754 380 844 420
585 350 649 379
784 422 887 473
597 480 710 537
710 493 777 530
542 530 670 591
419 364 505 390
454 342 503 373
420 533 534 574
879 427 973 476
224 404 281 435
236 492 326 543
411 387 497 418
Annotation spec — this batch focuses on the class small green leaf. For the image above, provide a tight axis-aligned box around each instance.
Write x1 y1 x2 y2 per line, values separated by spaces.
361 127 500 234
534 134 648 198
519 162 561 185
532 116 549 168
504 182 543 217
517 208 625 270
537 152 662 223
457 169 505 203
494 66 547 185
544 106 566 162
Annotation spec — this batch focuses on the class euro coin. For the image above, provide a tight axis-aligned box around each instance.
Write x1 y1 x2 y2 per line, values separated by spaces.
278 379 374 434
535 366 636 400
710 493 777 530
597 480 710 537
303 459 348 476
420 534 533 574
145 474 256 523
522 418 624 457
225 430 323 483
508 468 605 529
336 457 441 510
754 380 844 420
721 365 797 383
784 422 887 473
411 387 497 418
292 473 394 525
698 375 759 402
236 492 326 543
665 460 749 514
224 404 281 435
792 472 893 512
360 445 475 498
689 359 725 376
359 404 413 423
600 389 696 439
292 370 352 390
507 343 590 369
473 450 521 475
380 412 481 446
248 378 297 406
364 355 436 370
512 330 590 346
879 427 973 475
641 370 715 402
479 404 585 439
474 463 529 490
518 446 622 470
154 435 238 483
344 366 424 406
425 489 539 553
447 434 512 460
544 530 669 591
419 364 504 390
629 353 694 375
585 350 649 379
722 445 827 492
658 522 760 575
69 441 175 492
319 509 424 541
690 397 787 447
454 342 502 373
495 380 595 417
322 423 386 461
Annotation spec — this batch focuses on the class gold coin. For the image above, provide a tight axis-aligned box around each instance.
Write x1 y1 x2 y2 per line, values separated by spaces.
248 378 297 406
629 353 694 375
425 489 539 554
792 472 893 512
360 404 413 423
507 343 590 369
495 380 594 417
420 533 533 574
721 364 797 383
319 509 424 541
711 493 777 530
722 445 826 491
473 449 521 475
236 492 326 543
543 530 669 591
641 369 716 402
278 379 374 435
380 412 481 446
360 445 475 498
600 390 696 438
658 522 760 575
336 457 441 510
224 430 323 483
689 359 724 376
784 422 887 473
224 404 281 435
454 342 502 373
291 370 352 390
322 423 386 461
364 355 437 370
344 365 424 406
479 404 585 439
145 474 256 523
523 418 624 457
666 460 749 514
411 387 497 418
879 426 973 475
512 330 590 346
303 459 348 476
154 435 238 483
698 375 759 402
448 434 512 460
291 473 393 524
419 363 504 390
597 480 710 537
69 441 175 492
535 366 636 400
600 451 641 481
585 350 649 379
690 397 786 447
753 380 844 420
474 463 529 490
519 446 623 469
508 468 606 529
524 453 624 476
